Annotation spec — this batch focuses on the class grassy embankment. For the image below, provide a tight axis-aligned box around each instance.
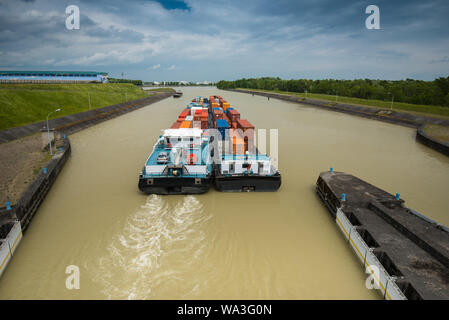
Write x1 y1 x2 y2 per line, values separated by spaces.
237 88 449 119
0 83 150 130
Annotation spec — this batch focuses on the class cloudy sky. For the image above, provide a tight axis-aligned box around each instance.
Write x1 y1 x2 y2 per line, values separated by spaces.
0 0 448 82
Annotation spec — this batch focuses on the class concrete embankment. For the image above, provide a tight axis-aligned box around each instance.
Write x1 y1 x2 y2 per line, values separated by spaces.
416 126 449 156
0 92 173 277
0 137 70 276
0 92 174 143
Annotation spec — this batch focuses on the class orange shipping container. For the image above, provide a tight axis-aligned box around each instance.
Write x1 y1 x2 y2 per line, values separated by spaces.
180 121 192 128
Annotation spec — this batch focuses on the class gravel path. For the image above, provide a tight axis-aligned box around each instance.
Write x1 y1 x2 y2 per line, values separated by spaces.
0 133 50 205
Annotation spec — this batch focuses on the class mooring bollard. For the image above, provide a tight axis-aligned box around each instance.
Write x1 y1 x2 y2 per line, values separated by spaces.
6 201 11 211
395 193 400 200
341 193 346 201
330 167 334 173
43 167 47 174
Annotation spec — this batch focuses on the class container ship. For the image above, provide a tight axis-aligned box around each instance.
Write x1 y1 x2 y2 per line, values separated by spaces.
138 95 281 194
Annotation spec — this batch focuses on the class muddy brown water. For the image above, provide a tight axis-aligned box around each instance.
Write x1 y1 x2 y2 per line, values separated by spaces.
1 87 448 299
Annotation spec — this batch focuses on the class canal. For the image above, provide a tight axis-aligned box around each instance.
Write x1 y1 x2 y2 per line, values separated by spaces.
1 87 448 299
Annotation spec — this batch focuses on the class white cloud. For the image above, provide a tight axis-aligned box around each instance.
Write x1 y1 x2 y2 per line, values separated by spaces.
167 65 176 70
150 64 161 70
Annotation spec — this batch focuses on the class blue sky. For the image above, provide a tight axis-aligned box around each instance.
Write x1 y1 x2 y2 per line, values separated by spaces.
0 0 448 81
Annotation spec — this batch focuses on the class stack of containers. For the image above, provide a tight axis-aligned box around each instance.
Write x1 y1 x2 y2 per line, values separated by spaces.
180 121 192 128
222 113 231 126
222 102 230 111
216 119 229 140
213 108 223 127
170 122 181 129
230 131 245 155
236 119 254 131
228 109 240 129
178 109 189 122
201 109 208 129
194 109 202 121
237 119 255 150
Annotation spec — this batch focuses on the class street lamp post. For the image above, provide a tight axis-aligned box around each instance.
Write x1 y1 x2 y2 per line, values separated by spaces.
388 92 394 111
46 108 61 155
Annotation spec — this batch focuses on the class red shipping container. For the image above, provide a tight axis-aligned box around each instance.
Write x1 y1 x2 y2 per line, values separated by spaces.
228 109 240 121
170 122 181 129
236 119 254 130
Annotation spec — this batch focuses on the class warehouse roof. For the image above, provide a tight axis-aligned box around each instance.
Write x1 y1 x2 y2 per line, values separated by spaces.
0 71 108 75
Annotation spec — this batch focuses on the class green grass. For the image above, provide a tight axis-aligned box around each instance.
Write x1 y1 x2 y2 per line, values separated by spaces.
237 88 449 119
424 125 449 144
0 83 149 130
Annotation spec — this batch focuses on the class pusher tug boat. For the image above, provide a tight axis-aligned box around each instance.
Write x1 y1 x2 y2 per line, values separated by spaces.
138 128 213 194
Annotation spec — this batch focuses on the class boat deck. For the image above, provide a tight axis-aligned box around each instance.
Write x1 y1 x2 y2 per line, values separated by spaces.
146 141 210 167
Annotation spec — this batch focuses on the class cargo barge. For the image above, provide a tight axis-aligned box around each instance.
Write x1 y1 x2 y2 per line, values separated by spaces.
138 95 281 194
316 171 449 300
208 95 281 192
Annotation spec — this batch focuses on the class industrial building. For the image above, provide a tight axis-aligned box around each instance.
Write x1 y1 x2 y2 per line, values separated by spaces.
0 71 108 83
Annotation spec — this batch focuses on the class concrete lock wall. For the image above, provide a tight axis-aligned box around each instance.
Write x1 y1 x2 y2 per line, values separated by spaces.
13 137 71 232
0 221 22 277
416 126 449 157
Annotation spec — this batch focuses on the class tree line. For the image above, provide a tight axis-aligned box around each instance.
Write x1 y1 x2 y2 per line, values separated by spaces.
216 77 449 107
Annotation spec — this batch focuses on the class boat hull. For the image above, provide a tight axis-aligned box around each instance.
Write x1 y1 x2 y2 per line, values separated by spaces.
138 176 211 195
214 172 281 192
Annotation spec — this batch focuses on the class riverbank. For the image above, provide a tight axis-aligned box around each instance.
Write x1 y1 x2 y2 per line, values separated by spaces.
228 88 449 128
0 83 150 131
235 88 449 120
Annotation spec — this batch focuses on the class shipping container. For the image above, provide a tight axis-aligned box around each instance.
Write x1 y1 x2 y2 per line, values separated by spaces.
236 119 254 130
170 122 181 129
185 115 193 121
180 121 192 128
228 109 240 121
